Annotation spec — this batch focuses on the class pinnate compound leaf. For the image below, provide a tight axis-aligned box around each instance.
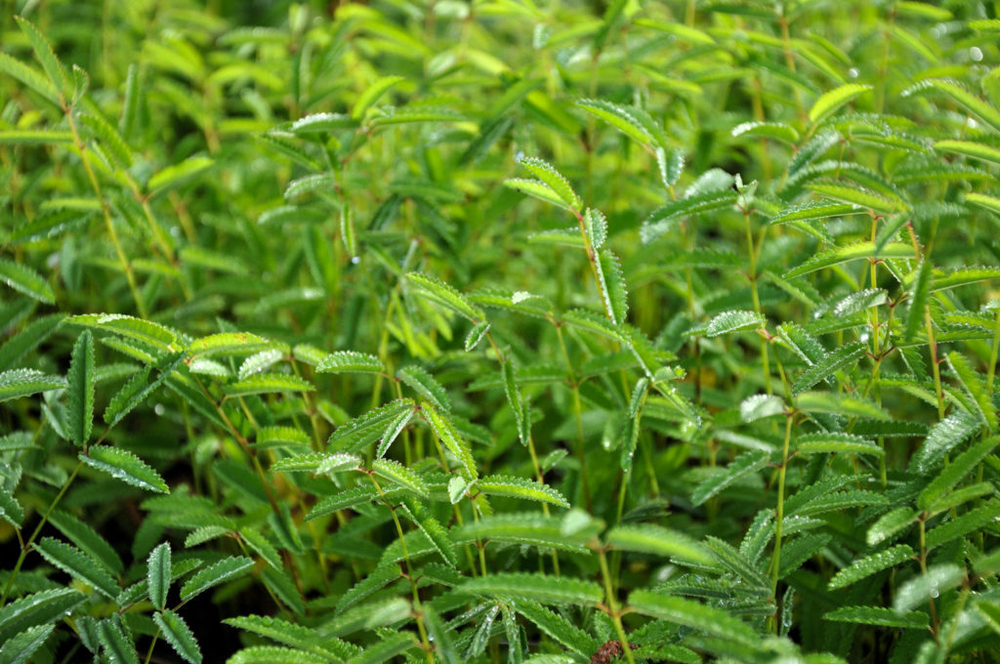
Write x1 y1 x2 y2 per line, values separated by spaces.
80 447 169 493
147 543 171 610
66 331 95 447
0 258 55 303
317 351 385 375
0 369 66 402
180 556 254 602
828 545 915 590
34 537 119 598
477 475 569 508
154 610 202 664
463 573 602 606
606 524 714 566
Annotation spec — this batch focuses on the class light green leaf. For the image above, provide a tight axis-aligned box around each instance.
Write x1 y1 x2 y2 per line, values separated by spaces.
317 350 385 375
796 432 883 456
223 374 314 397
706 310 766 337
352 75 405 119
934 139 1000 166
80 446 169 493
628 590 759 646
893 564 963 613
828 545 915 590
405 272 486 322
809 84 872 124
825 605 927 629
372 458 429 497
692 451 769 506
148 156 213 194
0 589 84 643
518 157 582 210
606 524 714 565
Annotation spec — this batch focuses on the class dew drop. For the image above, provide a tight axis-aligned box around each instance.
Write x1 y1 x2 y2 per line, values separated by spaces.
970 47 984 62
154 404 165 416
848 68 859 79
351 256 361 265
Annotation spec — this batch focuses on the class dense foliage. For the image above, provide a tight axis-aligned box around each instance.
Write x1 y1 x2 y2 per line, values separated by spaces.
3 1 1000 662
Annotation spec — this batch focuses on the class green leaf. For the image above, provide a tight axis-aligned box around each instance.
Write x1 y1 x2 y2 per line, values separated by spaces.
606 524 714 566
785 242 915 279
966 192 1000 216
406 272 486 322
69 314 178 351
180 556 254 602
352 75 405 119
620 376 649 472
48 509 123 574
502 361 530 446
0 51 58 103
584 208 608 249
453 513 589 554
796 432 883 456
399 496 458 567
15 16 68 95
0 313 64 371
576 98 655 145
692 451 769 506
148 156 214 194
80 446 169 493
97 619 140 664
372 458 429 497
329 399 416 453
706 310 766 338
463 573 602 606
925 500 1000 549
597 249 628 325
104 353 183 426
934 139 1000 166
0 129 73 144
893 564 964 612
34 537 119 598
188 332 279 357
912 410 982 471
223 373 314 397
477 475 569 508
513 600 599 656
504 178 570 210
317 351 385 375
397 365 449 411
0 490 24 528
805 182 909 214
154 610 202 664
908 79 1000 133
792 341 866 394
66 331 95 447
227 646 328 664
423 401 478 480
770 201 864 225
0 623 53 664
147 543 171 610
919 436 1000 511
809 84 872 124
904 259 932 342
628 590 759 646
0 369 66 402
828 544 915 590
518 157 582 210
345 632 417 664
732 121 800 143
0 588 84 643
641 189 739 243
78 112 133 169
0 258 54 303
947 352 997 429
824 605 927 629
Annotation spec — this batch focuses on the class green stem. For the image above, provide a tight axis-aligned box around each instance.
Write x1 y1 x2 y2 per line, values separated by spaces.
599 549 635 664
770 415 794 604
